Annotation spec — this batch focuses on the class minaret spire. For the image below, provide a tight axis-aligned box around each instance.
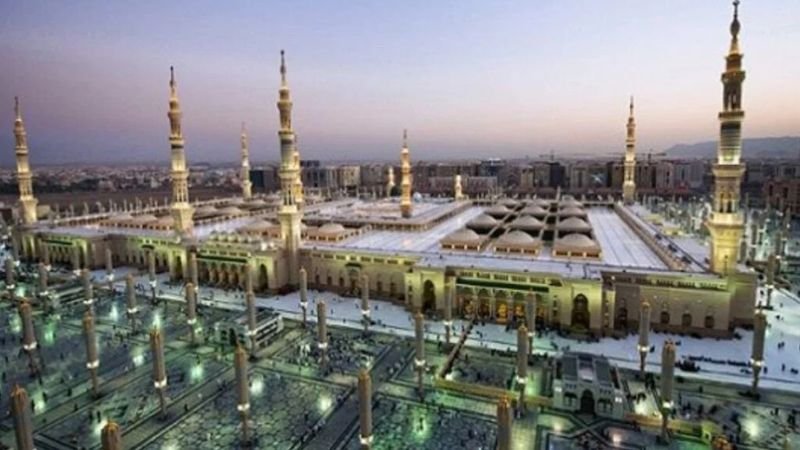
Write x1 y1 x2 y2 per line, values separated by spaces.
276 50 302 286
293 136 304 209
623 96 637 204
400 129 412 218
707 0 746 275
13 96 38 225
240 122 252 199
167 67 194 235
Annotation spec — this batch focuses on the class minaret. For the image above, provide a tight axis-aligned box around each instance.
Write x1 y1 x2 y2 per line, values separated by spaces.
386 166 395 197
240 122 253 199
13 97 38 225
454 174 464 200
622 96 637 204
167 67 194 235
293 137 305 209
707 1 746 275
276 50 302 285
400 130 412 218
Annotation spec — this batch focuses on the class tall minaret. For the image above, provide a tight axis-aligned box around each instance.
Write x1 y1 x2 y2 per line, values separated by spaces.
386 166 395 197
400 130 412 218
167 67 194 235
13 97 38 225
240 122 252 199
707 1 746 275
622 96 637 204
293 137 304 209
277 51 302 285
454 174 464 200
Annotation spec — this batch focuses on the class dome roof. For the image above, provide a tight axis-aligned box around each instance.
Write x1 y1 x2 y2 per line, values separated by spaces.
246 199 268 207
558 206 586 217
468 214 498 229
520 205 549 217
108 213 133 222
500 198 518 208
556 217 592 231
443 228 481 243
530 198 552 208
130 214 157 225
496 230 537 245
557 233 597 248
154 216 174 226
319 223 346 234
218 206 243 216
239 219 274 232
194 205 217 216
484 204 511 218
509 215 544 229
559 197 583 208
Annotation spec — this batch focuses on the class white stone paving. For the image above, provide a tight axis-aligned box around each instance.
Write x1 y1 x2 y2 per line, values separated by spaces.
116 270 800 394
587 208 666 269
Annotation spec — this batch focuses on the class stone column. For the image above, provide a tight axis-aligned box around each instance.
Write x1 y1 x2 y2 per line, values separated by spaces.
750 308 767 394
150 329 168 418
244 268 253 294
525 293 536 357
82 269 95 314
516 324 529 414
443 284 453 346
358 368 373 450
361 274 370 334
234 345 251 444
105 248 114 289
246 291 257 358
38 262 49 311
71 246 81 274
147 251 157 304
317 300 328 368
10 385 35 450
189 251 199 290
125 274 138 333
414 312 426 398
299 267 308 327
5 257 16 297
185 283 197 345
101 420 122 449
19 301 39 375
83 312 100 397
660 340 676 441
496 396 512 450
40 243 50 270
766 253 776 307
638 301 651 377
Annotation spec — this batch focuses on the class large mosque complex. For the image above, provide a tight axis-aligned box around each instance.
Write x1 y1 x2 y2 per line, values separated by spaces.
9 26 758 340
4 3 795 449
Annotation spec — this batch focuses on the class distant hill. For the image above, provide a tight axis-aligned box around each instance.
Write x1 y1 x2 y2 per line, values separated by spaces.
665 136 800 159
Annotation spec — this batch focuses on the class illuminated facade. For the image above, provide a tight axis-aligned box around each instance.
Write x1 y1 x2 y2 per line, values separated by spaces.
240 123 252 200
167 67 194 235
13 97 38 226
622 97 636 204
707 1 746 275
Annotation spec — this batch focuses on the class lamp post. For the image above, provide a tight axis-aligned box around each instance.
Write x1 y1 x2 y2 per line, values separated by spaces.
638 301 652 377
361 274 370 334
234 345 252 445
414 311 426 399
125 274 138 334
358 369 373 450
299 267 308 327
150 329 168 418
317 300 328 369
83 312 100 398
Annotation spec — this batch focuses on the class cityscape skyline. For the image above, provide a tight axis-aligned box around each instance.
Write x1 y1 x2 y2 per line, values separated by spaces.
1 1 799 165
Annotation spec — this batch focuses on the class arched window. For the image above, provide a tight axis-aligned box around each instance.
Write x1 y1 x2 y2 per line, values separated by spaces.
681 312 692 328
660 311 670 325
704 314 715 329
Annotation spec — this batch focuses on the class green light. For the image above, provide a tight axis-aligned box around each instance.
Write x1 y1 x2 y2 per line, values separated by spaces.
10 315 21 334
43 322 56 345
109 304 120 322
132 347 145 367
251 376 264 396
190 363 204 382
151 311 162 329
411 407 432 442
317 394 332 414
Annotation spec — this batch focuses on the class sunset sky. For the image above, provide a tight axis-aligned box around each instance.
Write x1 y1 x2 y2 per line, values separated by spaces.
1 1 798 165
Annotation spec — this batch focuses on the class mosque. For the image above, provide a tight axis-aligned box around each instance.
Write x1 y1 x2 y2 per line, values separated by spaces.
9 9 758 340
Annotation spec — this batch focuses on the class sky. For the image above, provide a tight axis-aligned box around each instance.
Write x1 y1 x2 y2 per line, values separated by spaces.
0 0 798 165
